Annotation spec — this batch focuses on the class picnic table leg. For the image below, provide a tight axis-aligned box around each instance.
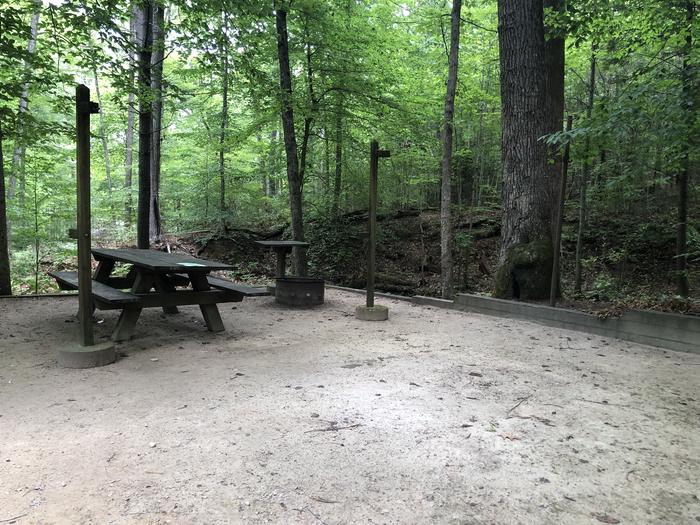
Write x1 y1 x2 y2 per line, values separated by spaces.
93 259 115 282
189 273 225 332
83 259 116 316
153 274 179 314
112 272 152 342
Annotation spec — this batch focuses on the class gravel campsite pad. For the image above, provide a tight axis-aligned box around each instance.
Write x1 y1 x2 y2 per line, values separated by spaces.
1 289 698 524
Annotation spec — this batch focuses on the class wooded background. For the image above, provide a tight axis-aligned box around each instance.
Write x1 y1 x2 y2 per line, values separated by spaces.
0 0 697 309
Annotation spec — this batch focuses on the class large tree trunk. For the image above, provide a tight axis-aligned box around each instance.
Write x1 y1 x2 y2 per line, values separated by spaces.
332 104 342 217
574 49 596 294
494 0 554 300
149 2 164 242
136 0 153 249
0 122 12 295
124 4 138 226
440 0 461 299
275 5 306 274
219 15 229 219
9 0 41 206
676 0 694 298
543 0 565 195
93 69 113 217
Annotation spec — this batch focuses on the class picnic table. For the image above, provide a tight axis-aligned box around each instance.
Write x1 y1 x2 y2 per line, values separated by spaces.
49 248 268 342
254 240 310 278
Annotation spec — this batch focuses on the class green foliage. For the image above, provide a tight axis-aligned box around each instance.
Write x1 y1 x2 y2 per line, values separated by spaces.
0 0 696 301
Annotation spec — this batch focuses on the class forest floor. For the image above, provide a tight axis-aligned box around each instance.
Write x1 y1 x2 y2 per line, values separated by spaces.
1 289 699 524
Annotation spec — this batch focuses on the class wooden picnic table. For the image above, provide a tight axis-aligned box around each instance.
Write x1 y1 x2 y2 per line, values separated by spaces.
254 240 310 278
50 248 268 342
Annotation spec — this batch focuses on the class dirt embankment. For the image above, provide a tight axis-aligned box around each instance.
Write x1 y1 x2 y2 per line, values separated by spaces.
164 207 698 316
182 209 501 297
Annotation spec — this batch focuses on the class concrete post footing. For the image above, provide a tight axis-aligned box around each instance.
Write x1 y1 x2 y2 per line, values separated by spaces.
58 342 116 369
355 305 389 321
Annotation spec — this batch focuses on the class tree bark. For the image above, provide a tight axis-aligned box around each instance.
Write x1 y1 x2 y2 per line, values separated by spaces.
494 0 554 300
574 49 596 294
275 5 306 274
543 0 565 206
149 1 164 242
124 3 138 225
9 0 40 206
136 0 153 249
440 0 461 299
93 69 113 216
676 0 694 298
0 122 12 295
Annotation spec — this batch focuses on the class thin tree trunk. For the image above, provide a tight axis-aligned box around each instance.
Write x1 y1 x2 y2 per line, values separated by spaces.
494 0 554 300
136 0 153 249
149 1 164 242
550 115 572 306
219 13 229 218
9 0 41 206
323 126 330 204
124 3 138 226
440 0 461 299
298 19 316 186
267 129 277 196
332 104 342 217
574 50 596 293
93 69 113 217
676 0 694 298
275 5 306 274
0 122 12 295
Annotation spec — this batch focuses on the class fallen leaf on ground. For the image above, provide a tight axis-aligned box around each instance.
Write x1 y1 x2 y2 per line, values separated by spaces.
592 513 620 524
500 432 520 441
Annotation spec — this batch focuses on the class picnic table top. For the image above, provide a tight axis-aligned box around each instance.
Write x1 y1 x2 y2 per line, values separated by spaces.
92 248 234 272
254 240 310 249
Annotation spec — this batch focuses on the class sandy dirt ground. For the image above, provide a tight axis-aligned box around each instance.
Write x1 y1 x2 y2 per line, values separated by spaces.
0 289 698 525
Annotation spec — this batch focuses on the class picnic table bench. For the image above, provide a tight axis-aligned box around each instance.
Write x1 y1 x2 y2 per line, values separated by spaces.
49 248 269 342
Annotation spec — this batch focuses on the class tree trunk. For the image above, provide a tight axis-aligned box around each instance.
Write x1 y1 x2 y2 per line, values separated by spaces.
0 122 12 295
676 0 694 298
219 13 229 218
9 0 41 206
124 3 138 226
332 103 342 217
298 18 316 187
550 115 573 306
136 0 153 249
266 129 277 196
275 5 306 274
494 0 554 300
440 0 461 299
149 2 164 243
574 49 596 294
93 69 113 217
543 0 565 204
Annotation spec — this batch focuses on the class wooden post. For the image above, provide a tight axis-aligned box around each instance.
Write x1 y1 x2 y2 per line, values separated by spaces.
549 115 573 307
76 85 99 346
366 139 390 308
367 141 378 308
